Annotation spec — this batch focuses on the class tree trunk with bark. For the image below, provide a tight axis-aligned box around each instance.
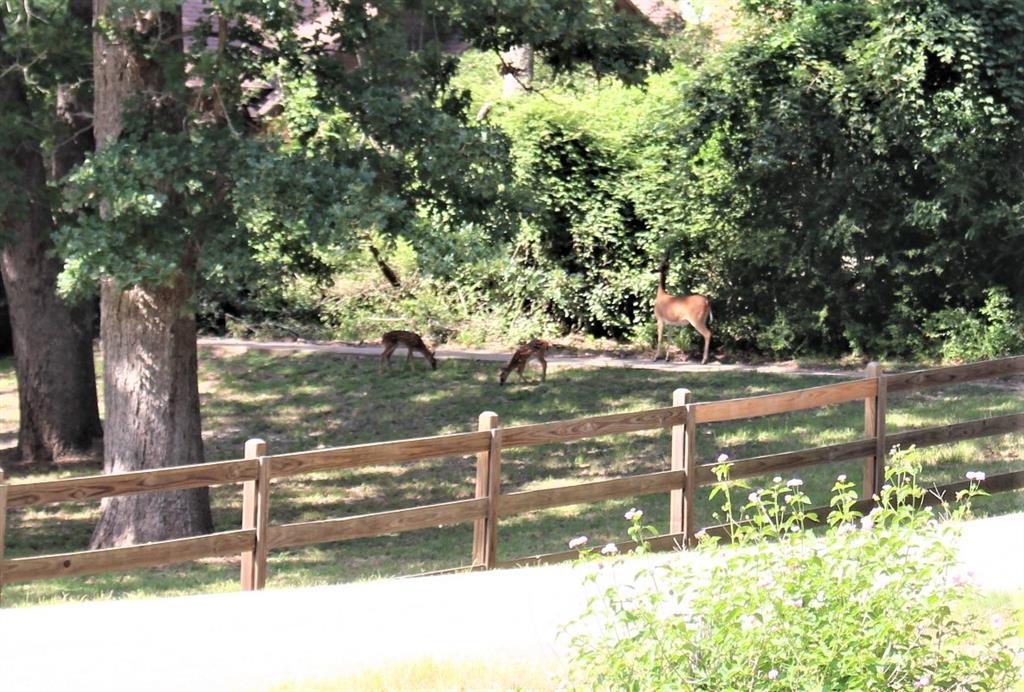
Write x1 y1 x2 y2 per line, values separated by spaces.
89 0 212 548
502 45 534 97
90 267 213 547
0 7 102 464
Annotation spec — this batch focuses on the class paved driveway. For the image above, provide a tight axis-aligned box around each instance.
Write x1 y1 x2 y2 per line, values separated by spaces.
1 513 1021 691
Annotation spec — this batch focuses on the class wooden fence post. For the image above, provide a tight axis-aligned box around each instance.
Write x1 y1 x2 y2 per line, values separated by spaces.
241 438 266 591
253 456 272 589
0 469 7 604
862 363 887 498
683 403 698 547
873 365 888 496
669 389 691 537
477 412 502 569
472 412 499 568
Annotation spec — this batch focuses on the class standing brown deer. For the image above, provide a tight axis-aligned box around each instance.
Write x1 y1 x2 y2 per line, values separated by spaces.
499 339 550 385
654 260 713 364
380 330 438 371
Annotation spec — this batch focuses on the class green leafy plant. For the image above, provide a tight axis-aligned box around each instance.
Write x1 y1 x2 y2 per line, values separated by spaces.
567 448 1022 689
926 287 1024 363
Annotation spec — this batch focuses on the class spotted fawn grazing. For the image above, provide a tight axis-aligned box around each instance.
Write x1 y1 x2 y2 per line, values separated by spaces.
654 258 713 364
380 330 438 371
499 339 550 385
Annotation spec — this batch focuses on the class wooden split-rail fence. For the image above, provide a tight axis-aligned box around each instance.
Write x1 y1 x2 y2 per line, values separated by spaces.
1 355 1022 598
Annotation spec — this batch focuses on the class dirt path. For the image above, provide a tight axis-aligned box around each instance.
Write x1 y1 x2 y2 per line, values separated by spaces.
198 336 860 379
2 513 1021 692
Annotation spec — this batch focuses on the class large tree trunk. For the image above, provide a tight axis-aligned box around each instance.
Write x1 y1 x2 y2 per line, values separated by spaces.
90 0 212 547
502 45 534 97
0 8 102 464
90 266 212 547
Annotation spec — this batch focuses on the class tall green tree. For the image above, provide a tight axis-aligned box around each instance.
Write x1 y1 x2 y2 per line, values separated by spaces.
0 0 102 464
61 0 665 547
665 0 1024 355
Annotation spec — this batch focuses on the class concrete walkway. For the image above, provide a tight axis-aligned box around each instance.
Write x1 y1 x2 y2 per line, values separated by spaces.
2 513 1021 692
198 336 859 378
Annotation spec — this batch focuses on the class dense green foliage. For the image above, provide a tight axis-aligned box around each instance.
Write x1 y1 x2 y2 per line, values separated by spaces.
568 449 1023 688
0 0 91 224
660 0 1024 356
51 1 664 299
229 0 1024 359
483 0 1024 357
7 0 1023 360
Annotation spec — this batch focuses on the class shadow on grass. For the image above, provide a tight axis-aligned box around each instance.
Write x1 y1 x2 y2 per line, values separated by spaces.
1 350 1021 607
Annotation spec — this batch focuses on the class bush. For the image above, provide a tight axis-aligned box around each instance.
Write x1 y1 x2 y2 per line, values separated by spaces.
567 448 1022 689
926 287 1024 363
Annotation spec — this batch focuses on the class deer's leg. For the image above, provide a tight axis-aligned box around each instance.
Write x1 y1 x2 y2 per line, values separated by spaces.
538 354 547 382
655 319 664 361
693 321 712 365
380 344 396 371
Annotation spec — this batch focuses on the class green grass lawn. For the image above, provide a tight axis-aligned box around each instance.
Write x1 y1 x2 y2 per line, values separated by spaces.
1 349 1022 607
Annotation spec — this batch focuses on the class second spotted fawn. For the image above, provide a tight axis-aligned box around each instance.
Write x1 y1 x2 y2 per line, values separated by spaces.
499 339 550 385
380 330 438 371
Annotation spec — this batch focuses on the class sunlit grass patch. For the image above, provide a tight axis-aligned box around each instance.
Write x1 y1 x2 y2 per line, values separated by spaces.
1 350 1021 607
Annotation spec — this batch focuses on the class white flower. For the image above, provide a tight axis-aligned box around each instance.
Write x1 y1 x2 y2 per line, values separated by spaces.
913 674 931 688
786 478 804 487
717 453 730 463
966 471 986 482
837 474 847 482
624 508 643 521
837 522 856 535
748 492 760 503
809 592 825 609
739 614 759 631
773 476 782 483
568 536 588 550
861 515 875 531
991 614 1006 629
784 597 803 608
601 543 619 556
767 668 779 680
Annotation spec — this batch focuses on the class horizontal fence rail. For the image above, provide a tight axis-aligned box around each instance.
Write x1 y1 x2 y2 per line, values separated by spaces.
2 530 255 584
693 378 876 424
887 354 1024 393
1 354 1021 599
887 412 1024 450
694 438 877 486
497 470 685 517
267 498 487 550
501 406 686 448
267 431 491 478
6 458 257 509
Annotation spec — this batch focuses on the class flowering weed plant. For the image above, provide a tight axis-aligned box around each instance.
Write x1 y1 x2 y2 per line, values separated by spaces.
566 448 1022 690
